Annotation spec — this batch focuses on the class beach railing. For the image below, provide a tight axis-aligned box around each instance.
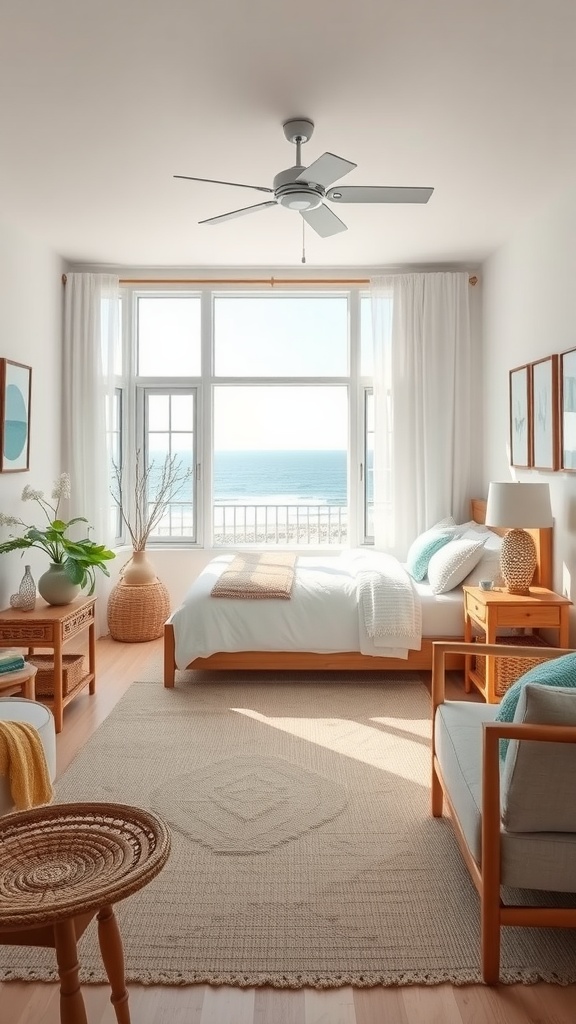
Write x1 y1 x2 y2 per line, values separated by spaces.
149 502 348 545
213 503 348 546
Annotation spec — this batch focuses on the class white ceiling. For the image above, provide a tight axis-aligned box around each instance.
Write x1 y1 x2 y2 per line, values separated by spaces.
1 0 575 269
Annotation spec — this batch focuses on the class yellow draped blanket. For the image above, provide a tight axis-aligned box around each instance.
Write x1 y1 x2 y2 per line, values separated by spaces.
0 721 54 810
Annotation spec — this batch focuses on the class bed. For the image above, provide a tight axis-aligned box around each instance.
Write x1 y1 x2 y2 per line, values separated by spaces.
163 500 552 685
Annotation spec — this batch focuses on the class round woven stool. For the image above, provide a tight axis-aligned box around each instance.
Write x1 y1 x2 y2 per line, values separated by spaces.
0 662 37 700
107 580 170 642
0 802 170 1024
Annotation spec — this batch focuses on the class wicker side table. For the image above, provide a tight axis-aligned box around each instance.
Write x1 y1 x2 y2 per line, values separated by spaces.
107 580 170 643
0 802 170 1024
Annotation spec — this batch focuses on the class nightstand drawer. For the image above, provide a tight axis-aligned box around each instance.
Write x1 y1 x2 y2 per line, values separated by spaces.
465 595 486 623
496 606 561 628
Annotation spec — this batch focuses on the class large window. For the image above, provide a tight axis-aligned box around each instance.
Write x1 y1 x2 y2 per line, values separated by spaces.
121 288 375 547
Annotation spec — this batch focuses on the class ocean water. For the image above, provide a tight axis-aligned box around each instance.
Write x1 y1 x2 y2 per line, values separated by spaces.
214 450 347 505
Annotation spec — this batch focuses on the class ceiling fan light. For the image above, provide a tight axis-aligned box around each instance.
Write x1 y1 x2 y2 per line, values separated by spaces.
278 188 322 212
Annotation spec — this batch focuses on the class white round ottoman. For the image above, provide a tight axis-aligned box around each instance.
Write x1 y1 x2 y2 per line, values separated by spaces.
0 697 56 816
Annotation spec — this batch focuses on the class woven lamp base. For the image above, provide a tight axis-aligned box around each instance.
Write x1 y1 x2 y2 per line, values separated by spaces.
500 528 537 595
107 579 171 643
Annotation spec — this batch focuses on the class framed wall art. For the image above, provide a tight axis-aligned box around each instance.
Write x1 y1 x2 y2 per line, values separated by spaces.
560 347 576 471
0 359 32 472
530 354 559 471
509 364 531 468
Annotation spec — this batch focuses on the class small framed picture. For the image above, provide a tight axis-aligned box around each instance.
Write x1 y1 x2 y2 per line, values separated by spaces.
560 347 576 471
0 359 32 472
509 364 531 468
530 354 559 471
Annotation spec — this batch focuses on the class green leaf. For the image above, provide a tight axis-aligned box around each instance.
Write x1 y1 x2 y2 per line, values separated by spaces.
0 537 32 554
63 559 84 585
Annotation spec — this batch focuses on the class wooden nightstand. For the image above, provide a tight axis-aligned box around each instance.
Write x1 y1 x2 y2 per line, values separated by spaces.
0 597 96 733
462 586 572 703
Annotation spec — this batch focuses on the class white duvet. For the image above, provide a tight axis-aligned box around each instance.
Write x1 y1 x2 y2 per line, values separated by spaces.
171 551 423 668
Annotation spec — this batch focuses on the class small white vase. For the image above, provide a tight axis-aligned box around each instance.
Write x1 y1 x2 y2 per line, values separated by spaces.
122 550 157 586
9 564 37 611
38 563 80 606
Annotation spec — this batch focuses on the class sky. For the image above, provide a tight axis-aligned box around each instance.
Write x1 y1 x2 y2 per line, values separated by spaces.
138 293 374 449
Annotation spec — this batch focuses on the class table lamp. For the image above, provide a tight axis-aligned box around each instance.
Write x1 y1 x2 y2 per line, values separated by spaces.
484 482 553 594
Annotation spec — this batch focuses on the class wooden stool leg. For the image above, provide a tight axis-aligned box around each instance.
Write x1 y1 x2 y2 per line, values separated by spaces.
23 675 36 700
97 903 130 1024
53 918 88 1024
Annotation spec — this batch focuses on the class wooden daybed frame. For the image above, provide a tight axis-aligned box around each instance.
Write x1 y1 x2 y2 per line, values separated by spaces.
163 499 552 686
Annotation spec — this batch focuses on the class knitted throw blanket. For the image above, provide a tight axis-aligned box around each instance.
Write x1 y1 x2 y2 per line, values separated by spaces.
211 553 297 599
0 721 54 810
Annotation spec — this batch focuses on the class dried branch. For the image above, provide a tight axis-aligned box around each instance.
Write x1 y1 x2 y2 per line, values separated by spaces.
111 451 193 549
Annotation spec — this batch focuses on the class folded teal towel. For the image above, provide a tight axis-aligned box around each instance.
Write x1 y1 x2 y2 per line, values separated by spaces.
0 659 25 674
0 650 23 663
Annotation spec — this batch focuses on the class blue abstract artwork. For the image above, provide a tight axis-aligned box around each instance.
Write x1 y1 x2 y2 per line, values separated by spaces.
1 360 31 472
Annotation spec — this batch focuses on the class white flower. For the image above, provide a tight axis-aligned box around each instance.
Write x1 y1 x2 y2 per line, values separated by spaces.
0 513 20 527
52 473 71 501
21 485 44 502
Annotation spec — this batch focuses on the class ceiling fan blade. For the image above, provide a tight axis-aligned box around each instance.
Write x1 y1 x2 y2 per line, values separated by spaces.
174 174 273 194
296 153 357 189
326 185 434 204
301 204 347 238
198 201 277 226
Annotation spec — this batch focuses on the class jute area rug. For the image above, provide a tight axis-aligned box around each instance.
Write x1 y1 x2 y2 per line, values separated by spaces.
2 672 576 988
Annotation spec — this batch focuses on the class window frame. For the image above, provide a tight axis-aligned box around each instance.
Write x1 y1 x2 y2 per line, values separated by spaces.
119 284 375 549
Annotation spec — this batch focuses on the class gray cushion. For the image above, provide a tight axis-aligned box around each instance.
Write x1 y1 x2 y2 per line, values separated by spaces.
435 695 576 890
502 683 576 833
434 700 499 863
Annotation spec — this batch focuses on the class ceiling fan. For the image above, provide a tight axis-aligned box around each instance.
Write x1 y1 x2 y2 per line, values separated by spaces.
174 118 434 238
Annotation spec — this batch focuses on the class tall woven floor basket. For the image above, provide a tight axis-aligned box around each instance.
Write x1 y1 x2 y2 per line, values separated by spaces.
107 579 170 642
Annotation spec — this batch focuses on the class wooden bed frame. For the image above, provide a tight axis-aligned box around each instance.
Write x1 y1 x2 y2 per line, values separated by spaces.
163 499 552 686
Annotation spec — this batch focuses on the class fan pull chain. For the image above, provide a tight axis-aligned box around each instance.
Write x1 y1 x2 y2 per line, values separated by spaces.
302 220 306 264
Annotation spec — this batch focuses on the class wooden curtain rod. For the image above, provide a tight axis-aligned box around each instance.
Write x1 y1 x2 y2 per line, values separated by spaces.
62 274 478 286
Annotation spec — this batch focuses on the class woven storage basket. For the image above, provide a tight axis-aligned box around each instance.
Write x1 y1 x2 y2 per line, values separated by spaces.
474 635 550 697
107 579 170 643
28 653 86 698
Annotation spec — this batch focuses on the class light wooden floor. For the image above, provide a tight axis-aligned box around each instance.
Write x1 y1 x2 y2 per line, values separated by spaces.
2 636 575 1023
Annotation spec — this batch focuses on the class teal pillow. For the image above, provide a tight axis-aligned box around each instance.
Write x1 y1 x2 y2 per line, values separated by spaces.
496 652 576 758
406 528 455 582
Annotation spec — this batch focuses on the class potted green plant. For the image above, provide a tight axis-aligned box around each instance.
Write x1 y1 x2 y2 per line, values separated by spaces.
0 473 115 605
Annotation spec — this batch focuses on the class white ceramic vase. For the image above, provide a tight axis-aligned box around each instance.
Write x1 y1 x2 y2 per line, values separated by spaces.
38 563 80 606
122 550 157 586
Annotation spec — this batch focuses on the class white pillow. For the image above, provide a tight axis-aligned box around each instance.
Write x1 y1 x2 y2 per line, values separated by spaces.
461 531 503 587
434 516 457 529
427 537 487 594
455 520 491 537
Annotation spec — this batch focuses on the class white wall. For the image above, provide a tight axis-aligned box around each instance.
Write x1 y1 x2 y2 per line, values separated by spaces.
482 187 576 637
0 221 64 609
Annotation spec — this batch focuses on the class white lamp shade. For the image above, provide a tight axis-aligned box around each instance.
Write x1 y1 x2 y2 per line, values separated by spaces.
485 482 553 529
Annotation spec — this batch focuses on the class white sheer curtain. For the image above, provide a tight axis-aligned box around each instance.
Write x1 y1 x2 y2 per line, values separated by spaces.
371 272 471 558
62 273 120 635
